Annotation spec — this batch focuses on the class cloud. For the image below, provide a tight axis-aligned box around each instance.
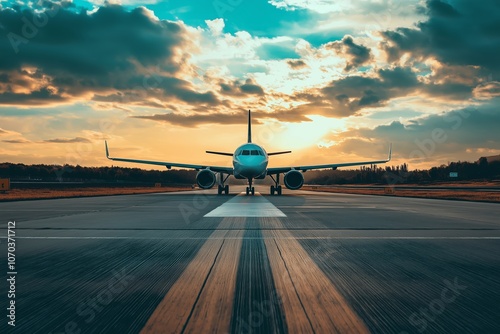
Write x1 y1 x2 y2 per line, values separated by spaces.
0 5 219 107
131 111 249 127
324 100 500 165
380 0 500 73
216 78 265 97
325 35 372 71
131 108 313 127
205 18 224 36
268 0 352 14
319 67 420 115
2 139 31 144
473 82 500 100
286 59 308 69
43 137 92 143
0 87 67 105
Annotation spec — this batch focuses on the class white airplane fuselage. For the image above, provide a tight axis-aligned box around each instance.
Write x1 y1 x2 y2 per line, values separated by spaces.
232 143 268 179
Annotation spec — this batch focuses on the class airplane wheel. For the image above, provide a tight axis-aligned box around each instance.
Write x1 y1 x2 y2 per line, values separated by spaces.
246 187 249 195
217 185 222 195
277 185 282 195
224 185 229 194
270 185 275 195
251 187 255 195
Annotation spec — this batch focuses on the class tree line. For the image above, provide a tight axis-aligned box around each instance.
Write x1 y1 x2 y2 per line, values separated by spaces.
0 157 498 185
0 163 197 185
304 158 500 185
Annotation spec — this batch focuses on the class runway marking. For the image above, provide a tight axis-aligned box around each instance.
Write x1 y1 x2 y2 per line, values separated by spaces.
141 218 244 334
204 193 286 217
183 230 243 333
262 218 370 334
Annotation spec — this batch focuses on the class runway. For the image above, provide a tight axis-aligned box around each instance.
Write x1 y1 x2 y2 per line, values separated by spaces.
1 187 500 333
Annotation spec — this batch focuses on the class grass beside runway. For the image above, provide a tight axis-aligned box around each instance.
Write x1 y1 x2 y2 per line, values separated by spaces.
302 185 500 203
0 186 194 202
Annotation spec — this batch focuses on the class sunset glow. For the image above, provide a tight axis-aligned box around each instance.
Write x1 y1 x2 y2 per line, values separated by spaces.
1 0 499 169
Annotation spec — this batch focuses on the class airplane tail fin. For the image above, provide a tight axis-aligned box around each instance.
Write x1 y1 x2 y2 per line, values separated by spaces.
247 110 252 143
105 140 110 158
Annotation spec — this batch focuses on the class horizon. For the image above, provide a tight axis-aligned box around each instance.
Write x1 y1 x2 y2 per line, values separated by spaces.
1 0 499 170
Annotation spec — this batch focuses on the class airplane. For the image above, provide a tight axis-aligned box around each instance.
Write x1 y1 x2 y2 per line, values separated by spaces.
105 110 392 195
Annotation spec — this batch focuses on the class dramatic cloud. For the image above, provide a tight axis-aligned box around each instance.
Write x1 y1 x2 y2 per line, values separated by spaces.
324 67 418 111
323 100 500 165
0 0 498 167
0 4 219 106
381 0 500 73
130 107 315 127
325 35 372 71
473 82 500 100
218 78 265 97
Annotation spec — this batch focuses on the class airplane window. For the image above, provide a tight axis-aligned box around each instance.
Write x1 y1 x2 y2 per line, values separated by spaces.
251 150 259 155
258 151 264 156
242 150 250 155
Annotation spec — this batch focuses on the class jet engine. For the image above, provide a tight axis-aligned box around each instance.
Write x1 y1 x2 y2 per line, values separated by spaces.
284 170 304 190
196 169 216 189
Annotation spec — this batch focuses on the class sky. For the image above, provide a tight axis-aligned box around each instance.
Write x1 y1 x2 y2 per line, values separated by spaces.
0 0 499 170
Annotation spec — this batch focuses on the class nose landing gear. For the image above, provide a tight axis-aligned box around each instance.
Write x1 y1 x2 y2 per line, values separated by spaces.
246 178 255 195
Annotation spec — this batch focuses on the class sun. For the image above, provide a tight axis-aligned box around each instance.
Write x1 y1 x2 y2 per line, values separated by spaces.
260 115 346 151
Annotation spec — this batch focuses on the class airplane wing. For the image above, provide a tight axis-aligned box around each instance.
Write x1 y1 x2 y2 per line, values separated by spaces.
105 141 233 174
267 144 392 175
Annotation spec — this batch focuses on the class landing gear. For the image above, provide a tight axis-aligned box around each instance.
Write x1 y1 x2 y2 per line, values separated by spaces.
270 185 282 195
217 173 230 195
269 174 283 195
246 178 255 196
218 184 229 195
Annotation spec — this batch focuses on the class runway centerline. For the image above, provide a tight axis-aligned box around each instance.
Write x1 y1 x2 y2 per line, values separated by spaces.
204 193 286 217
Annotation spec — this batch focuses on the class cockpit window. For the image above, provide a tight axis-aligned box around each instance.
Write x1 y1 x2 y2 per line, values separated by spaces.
239 149 263 156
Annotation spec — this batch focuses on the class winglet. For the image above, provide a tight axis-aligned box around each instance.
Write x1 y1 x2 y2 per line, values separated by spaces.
105 140 110 159
247 110 252 143
388 143 392 161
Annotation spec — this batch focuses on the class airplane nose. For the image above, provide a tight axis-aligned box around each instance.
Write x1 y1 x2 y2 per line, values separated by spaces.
236 157 267 178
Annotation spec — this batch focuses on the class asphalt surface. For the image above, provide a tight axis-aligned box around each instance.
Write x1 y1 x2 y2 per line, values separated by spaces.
1 186 499 333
